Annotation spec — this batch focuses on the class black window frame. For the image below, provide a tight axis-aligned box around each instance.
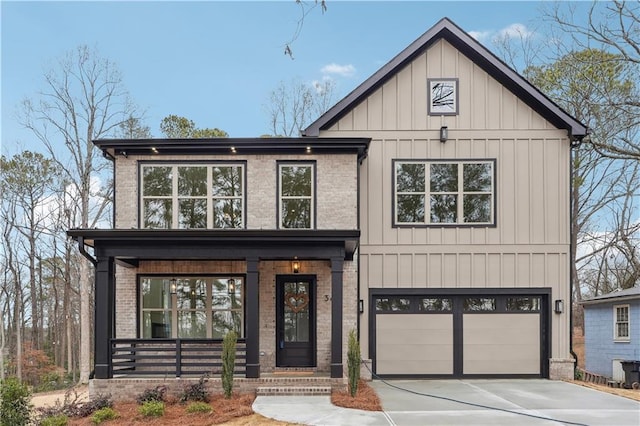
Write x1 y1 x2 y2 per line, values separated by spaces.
392 158 497 228
138 160 247 230
276 160 317 230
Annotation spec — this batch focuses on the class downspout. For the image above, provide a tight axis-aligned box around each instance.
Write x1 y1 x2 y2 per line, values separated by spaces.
102 148 116 227
77 236 97 267
569 132 586 377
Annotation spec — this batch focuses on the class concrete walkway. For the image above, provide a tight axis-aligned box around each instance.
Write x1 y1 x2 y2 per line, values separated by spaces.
253 379 640 426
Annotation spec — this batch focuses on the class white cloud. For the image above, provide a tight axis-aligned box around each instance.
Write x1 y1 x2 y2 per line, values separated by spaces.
320 63 356 77
469 30 492 43
497 23 533 39
468 23 534 44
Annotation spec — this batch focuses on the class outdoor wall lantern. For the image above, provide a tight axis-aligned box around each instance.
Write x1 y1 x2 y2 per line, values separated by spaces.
358 299 364 313
440 126 448 143
227 278 236 294
169 278 177 295
554 299 564 314
292 259 300 274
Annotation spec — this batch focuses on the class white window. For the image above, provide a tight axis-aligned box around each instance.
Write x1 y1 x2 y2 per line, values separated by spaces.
394 160 494 226
614 305 630 341
141 163 244 229
278 162 315 229
140 276 244 339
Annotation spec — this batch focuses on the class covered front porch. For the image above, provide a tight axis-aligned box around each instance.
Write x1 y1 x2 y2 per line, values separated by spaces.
68 229 359 381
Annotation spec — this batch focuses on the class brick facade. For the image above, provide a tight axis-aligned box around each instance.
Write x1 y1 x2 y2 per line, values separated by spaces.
110 151 360 377
115 257 358 375
114 153 358 230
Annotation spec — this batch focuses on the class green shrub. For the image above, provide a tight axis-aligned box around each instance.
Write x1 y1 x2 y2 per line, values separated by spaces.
40 414 68 426
91 407 118 424
180 375 209 403
185 401 212 414
136 386 166 404
347 329 361 397
0 377 32 426
222 330 237 399
138 401 164 418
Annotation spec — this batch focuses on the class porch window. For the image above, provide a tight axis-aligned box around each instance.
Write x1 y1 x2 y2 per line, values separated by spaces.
394 160 494 226
278 162 315 229
141 163 244 229
614 305 630 341
140 276 244 339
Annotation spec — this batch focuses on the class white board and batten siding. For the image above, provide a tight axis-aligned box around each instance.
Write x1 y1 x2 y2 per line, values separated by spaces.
318 39 572 363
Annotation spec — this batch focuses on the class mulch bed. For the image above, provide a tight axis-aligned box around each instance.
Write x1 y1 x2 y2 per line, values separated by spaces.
331 380 383 411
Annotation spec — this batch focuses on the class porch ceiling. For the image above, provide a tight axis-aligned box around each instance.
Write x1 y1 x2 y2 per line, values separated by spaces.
67 228 360 266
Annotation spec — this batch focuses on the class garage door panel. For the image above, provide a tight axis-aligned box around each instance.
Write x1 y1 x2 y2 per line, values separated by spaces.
463 314 540 374
376 314 453 374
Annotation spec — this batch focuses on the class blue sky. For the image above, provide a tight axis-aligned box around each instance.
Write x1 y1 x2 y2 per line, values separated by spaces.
1 1 589 156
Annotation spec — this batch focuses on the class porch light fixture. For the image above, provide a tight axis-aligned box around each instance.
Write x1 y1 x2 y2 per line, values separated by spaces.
292 259 300 274
227 278 236 294
358 299 364 313
440 126 448 143
169 278 177 295
554 299 564 314
151 147 159 154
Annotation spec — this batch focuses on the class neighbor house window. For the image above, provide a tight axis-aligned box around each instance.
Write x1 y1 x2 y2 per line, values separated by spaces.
614 305 630 341
140 276 244 339
278 162 315 229
394 160 494 226
141 163 244 229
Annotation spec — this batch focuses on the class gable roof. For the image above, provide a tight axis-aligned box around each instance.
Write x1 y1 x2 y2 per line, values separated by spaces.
581 286 640 305
303 17 587 139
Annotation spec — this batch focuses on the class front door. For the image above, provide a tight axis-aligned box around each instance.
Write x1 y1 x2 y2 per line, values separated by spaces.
276 276 316 367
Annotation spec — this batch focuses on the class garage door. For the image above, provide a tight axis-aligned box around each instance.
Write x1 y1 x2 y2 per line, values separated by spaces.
372 292 548 378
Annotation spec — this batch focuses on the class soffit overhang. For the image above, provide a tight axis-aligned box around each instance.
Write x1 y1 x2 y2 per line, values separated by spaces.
67 229 360 265
95 137 370 162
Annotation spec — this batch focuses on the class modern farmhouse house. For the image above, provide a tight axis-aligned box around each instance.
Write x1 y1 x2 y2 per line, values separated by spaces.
69 18 587 395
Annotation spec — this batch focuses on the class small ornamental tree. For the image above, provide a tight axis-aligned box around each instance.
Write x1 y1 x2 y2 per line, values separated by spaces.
347 329 361 397
222 330 238 399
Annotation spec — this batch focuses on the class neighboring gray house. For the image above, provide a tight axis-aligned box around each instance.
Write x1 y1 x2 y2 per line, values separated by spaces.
582 287 640 380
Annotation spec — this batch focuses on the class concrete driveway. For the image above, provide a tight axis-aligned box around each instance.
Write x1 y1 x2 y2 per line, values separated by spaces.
370 379 640 425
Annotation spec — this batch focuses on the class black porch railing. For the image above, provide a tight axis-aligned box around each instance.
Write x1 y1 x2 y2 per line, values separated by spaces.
110 338 247 377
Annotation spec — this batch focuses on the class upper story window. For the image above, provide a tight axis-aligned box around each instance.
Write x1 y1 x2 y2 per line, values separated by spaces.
141 163 244 229
614 305 630 341
394 160 494 226
278 162 315 229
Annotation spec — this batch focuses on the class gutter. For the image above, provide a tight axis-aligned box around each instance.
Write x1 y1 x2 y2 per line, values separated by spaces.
568 133 585 376
77 236 97 266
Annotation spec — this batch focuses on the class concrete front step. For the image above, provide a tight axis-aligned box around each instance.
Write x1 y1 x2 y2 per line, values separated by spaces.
256 386 332 396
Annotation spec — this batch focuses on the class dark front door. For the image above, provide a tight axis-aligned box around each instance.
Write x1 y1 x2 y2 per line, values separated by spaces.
276 276 316 367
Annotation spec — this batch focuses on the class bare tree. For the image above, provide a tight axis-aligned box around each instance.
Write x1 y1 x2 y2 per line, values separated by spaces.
264 77 336 137
284 0 327 59
545 0 640 160
19 45 140 383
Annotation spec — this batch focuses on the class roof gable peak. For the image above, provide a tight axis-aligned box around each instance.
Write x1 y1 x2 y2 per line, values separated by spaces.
303 17 586 139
